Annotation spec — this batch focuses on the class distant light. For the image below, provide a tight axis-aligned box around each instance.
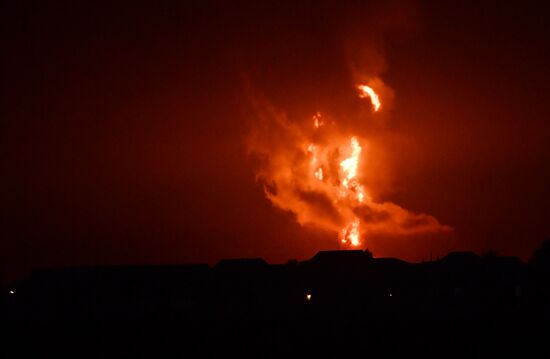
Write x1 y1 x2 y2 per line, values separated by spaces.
306 294 312 301
389 293 393 297
9 290 14 295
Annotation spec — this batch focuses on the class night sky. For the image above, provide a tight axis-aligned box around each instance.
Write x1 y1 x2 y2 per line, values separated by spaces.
2 1 550 284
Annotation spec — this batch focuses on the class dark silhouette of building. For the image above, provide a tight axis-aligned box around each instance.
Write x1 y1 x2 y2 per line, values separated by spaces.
2 245 550 320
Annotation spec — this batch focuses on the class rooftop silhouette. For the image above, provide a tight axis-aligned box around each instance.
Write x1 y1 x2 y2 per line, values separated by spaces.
2 242 550 320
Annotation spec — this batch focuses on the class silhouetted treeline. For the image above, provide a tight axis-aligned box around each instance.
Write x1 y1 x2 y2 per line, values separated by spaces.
2 240 550 319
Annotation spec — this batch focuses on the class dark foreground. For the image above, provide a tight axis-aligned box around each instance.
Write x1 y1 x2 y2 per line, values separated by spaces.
2 249 550 320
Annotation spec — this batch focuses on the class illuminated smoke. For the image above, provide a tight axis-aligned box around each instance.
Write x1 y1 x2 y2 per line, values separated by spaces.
247 82 451 250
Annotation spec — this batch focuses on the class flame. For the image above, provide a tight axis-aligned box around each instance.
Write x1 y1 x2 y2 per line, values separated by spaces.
340 137 362 188
336 137 366 246
247 80 451 253
314 167 324 181
308 130 366 247
358 84 381 112
313 112 324 128
340 218 360 246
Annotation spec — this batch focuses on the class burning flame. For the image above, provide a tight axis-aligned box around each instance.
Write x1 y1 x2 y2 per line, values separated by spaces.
358 84 381 112
313 112 324 128
305 129 368 247
340 137 362 189
247 81 451 251
335 137 366 246
341 218 360 246
314 167 324 181
306 88 377 247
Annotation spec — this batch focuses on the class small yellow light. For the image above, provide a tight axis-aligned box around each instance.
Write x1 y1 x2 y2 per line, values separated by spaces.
9 290 15 295
306 294 312 301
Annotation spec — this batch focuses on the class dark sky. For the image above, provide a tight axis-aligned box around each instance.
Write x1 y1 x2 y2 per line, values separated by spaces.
2 0 550 283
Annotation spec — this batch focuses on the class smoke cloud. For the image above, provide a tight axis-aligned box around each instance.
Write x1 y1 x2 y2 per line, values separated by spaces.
246 93 451 247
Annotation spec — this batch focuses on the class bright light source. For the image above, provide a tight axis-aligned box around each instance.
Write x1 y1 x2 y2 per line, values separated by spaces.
357 84 381 112
9 290 14 295
389 293 393 297
306 294 312 301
